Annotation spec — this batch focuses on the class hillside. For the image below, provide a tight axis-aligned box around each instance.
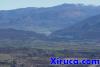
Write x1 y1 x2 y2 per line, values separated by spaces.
0 29 46 40
50 15 100 41
0 4 100 34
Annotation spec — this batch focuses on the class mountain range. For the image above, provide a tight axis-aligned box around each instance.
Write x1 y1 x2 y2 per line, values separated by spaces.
1 4 100 34
0 4 100 42
1 14 100 41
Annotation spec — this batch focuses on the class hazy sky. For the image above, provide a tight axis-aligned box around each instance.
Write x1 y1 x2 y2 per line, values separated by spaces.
0 0 100 10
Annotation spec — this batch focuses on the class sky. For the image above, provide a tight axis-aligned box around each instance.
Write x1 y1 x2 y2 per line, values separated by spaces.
0 0 100 10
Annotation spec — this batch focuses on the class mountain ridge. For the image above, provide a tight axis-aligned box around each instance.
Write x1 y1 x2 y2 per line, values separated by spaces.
0 4 100 34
